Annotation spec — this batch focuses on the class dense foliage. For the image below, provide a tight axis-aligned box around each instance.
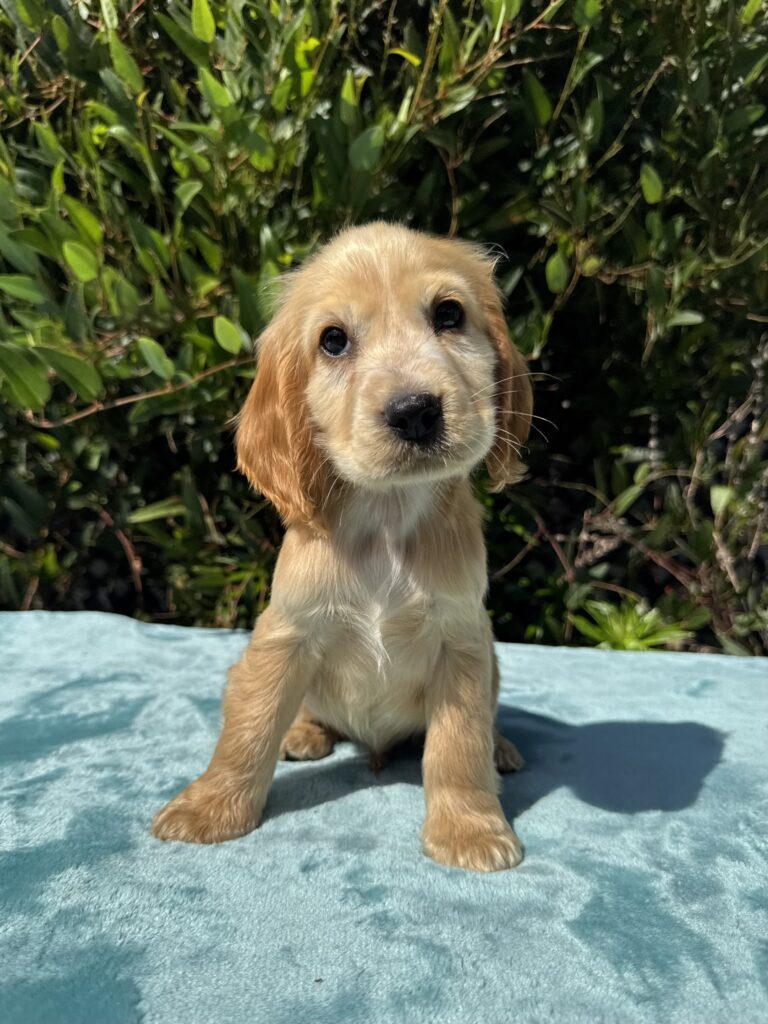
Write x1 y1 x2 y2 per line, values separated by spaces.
0 0 766 653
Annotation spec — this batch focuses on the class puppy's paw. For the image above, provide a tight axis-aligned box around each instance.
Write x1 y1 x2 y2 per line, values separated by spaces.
494 732 525 773
152 777 259 844
423 820 524 872
279 721 337 761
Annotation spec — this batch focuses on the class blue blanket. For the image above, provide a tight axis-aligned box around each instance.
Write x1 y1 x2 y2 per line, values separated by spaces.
1 611 766 1023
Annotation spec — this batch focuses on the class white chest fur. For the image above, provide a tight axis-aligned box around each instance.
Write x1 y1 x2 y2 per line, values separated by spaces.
274 483 487 751
307 530 446 748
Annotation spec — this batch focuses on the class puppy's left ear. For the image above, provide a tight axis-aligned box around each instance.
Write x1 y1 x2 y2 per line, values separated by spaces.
480 280 533 490
235 314 327 529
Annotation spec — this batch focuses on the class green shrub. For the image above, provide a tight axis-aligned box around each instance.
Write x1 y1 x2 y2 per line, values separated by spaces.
0 0 765 653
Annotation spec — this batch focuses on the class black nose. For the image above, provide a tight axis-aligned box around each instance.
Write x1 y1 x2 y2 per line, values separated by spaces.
384 392 443 445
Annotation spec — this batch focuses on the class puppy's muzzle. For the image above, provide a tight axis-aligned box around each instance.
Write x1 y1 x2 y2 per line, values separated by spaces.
384 392 443 446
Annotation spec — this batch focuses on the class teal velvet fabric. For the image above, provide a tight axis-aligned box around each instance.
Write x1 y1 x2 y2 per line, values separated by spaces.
1 611 766 1024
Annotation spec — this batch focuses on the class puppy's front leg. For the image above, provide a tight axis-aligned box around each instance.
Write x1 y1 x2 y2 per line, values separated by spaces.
422 640 523 872
153 608 316 844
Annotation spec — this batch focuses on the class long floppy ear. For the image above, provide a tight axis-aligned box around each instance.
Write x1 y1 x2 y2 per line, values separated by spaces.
235 318 326 528
481 282 533 490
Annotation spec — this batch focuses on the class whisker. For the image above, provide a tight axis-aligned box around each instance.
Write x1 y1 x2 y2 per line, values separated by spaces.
469 370 561 402
490 403 558 431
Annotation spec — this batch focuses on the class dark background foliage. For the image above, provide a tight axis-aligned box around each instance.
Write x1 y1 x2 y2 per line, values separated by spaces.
0 0 766 653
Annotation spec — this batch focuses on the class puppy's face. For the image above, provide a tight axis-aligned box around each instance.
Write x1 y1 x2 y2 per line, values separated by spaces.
237 224 532 524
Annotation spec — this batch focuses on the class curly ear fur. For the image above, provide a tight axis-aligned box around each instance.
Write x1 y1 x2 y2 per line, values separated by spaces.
235 317 327 529
479 278 533 490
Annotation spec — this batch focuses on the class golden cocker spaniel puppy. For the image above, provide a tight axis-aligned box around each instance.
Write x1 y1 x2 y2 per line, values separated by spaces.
153 222 533 871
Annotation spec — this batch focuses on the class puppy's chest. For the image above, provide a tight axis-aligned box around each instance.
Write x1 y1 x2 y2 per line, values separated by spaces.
324 543 442 682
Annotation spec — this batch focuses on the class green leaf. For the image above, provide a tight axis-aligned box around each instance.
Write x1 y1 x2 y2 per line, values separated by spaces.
191 229 222 273
191 0 216 42
438 6 461 78
667 310 704 327
0 343 51 409
37 346 102 402
234 268 263 336
523 71 552 126
138 336 175 379
570 614 606 644
63 241 99 283
583 97 603 144
0 274 47 303
198 69 233 110
581 255 601 277
640 163 664 204
247 131 275 171
574 0 602 27
741 0 763 25
614 484 644 516
14 0 45 30
213 315 244 354
482 0 521 26
710 485 734 518
175 180 203 217
388 48 421 67
349 125 385 173
113 277 139 320
156 13 209 67
0 228 40 276
340 70 360 126
645 266 666 312
100 0 118 30
545 252 569 293
33 122 65 163
108 31 144 94
128 497 187 524
61 197 104 247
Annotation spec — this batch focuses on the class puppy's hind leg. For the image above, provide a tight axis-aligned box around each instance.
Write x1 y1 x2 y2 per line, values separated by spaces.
494 730 525 773
280 704 340 762
491 648 524 773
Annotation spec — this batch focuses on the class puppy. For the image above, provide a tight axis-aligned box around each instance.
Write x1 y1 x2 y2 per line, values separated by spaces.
153 223 533 871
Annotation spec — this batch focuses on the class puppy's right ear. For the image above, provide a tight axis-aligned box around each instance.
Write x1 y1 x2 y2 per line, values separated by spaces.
235 317 326 528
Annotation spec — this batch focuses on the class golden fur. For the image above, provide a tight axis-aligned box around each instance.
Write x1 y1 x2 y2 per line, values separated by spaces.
152 223 533 871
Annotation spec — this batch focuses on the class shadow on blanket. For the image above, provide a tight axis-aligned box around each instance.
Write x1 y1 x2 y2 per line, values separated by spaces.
265 707 725 823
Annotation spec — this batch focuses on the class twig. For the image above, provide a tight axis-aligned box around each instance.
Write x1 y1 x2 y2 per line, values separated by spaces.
712 529 741 593
491 528 543 579
408 0 449 120
19 32 44 66
548 27 588 130
589 58 674 177
533 512 575 583
24 356 253 430
0 540 25 559
97 508 143 595
21 576 40 611
439 151 460 236
126 0 147 19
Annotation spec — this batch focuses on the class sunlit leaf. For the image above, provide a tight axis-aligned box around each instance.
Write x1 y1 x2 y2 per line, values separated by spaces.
213 315 244 354
0 343 50 409
640 163 664 204
137 336 174 379
108 31 144 94
38 347 102 402
523 71 552 126
545 252 569 292
62 242 99 283
349 125 384 172
191 0 216 43
0 274 47 303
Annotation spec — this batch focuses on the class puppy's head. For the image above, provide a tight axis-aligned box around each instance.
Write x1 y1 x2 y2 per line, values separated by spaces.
236 223 533 526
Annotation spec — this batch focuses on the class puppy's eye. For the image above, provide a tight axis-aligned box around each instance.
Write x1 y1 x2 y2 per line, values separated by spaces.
319 326 350 357
433 299 464 333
